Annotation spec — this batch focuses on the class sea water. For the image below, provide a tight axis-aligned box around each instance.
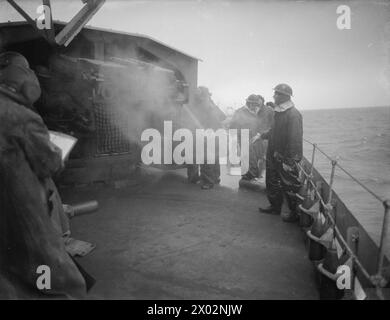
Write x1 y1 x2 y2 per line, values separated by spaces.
301 106 390 244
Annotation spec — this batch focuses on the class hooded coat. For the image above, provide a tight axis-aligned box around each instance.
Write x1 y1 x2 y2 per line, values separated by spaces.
263 101 303 214
266 103 303 164
185 91 226 185
0 87 86 297
230 105 274 139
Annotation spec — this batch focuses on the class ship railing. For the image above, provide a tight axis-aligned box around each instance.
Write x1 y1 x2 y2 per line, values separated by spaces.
298 138 389 300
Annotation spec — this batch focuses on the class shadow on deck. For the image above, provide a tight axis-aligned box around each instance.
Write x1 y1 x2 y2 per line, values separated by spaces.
60 166 318 299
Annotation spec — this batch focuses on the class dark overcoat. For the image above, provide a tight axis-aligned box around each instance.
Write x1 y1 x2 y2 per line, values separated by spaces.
0 92 86 299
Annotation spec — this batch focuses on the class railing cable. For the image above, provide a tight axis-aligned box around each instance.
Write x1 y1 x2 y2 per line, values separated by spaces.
303 138 384 203
297 162 383 295
299 138 389 299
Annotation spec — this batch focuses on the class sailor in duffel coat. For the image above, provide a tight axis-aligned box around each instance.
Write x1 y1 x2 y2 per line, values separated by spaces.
0 52 88 299
259 83 303 222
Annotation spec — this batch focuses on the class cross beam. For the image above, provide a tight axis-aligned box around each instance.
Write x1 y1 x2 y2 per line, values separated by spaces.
5 0 105 47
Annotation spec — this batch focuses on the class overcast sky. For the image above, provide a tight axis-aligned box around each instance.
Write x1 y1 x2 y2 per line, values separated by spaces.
2 0 390 110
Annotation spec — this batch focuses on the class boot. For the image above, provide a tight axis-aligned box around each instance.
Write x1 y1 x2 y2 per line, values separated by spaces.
201 183 214 190
241 172 255 181
282 211 299 223
258 205 280 215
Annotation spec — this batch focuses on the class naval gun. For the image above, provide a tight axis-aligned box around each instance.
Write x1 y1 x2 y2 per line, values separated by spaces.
1 0 199 185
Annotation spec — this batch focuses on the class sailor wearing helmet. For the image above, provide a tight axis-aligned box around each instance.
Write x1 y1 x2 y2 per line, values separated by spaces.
259 83 303 223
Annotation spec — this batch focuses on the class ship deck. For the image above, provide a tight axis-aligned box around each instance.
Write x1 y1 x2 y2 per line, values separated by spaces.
61 166 318 299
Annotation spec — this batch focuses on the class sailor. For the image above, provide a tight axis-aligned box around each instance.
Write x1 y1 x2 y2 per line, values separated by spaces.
187 86 226 189
258 84 303 223
229 94 273 182
265 101 276 109
249 95 274 180
0 52 88 298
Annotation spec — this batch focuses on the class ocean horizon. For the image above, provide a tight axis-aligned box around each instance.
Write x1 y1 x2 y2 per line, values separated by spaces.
301 105 390 244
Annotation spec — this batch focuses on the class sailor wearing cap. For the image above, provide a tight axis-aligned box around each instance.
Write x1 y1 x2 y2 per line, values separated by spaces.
229 94 273 182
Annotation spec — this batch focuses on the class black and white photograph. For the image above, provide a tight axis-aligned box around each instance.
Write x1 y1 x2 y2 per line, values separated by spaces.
0 0 389 305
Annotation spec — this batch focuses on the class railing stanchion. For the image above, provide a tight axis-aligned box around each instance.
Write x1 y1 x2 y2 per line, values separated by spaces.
303 139 388 297
310 143 316 177
327 160 337 205
377 200 390 278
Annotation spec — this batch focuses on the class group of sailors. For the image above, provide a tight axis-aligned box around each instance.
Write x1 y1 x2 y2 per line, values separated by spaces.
0 50 303 299
188 83 303 222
